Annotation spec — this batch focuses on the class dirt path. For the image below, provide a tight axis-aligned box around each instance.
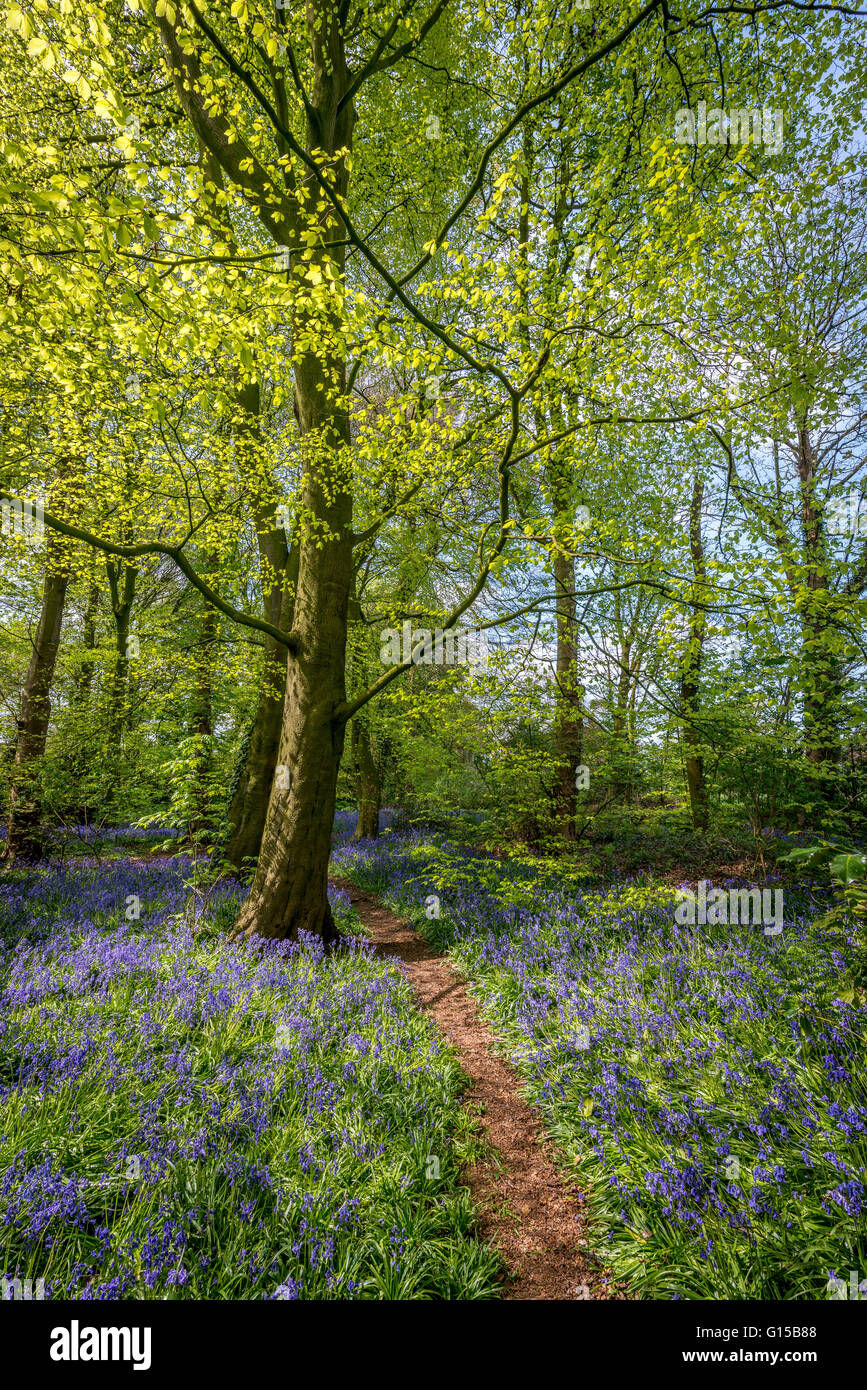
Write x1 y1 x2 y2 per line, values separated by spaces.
330 875 620 1301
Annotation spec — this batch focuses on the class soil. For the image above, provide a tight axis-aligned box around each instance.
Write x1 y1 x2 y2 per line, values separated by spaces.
330 875 624 1302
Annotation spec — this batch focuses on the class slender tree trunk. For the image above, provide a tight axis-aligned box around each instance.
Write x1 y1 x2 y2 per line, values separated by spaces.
224 641 288 870
795 426 843 804
551 544 582 840
351 714 381 840
224 386 298 874
4 531 70 861
189 594 218 840
611 642 633 804
187 151 295 872
611 640 633 740
347 589 381 841
231 8 356 943
73 565 99 709
610 590 642 806
680 473 709 832
518 149 584 844
66 570 101 808
724 430 843 803
105 558 137 747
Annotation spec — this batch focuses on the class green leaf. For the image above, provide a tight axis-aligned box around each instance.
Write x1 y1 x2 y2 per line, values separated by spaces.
829 853 867 884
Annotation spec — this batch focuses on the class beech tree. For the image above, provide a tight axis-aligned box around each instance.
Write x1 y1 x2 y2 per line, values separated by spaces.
3 0 864 934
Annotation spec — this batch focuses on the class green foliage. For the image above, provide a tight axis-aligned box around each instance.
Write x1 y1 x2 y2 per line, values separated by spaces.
779 842 867 998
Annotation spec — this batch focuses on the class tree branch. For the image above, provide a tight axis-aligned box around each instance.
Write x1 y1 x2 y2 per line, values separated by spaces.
0 493 299 652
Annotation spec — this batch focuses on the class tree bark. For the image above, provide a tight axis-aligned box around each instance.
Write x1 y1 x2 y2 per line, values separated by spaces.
4 531 70 861
224 387 298 874
72 564 99 709
610 590 642 805
794 426 843 794
518 142 584 844
105 557 137 747
680 473 709 832
347 589 381 841
718 428 844 820
551 542 583 840
230 4 356 943
351 713 381 840
189 592 218 840
224 638 288 870
231 492 352 942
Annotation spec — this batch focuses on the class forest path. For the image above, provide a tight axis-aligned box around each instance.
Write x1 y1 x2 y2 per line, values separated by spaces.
330 874 619 1301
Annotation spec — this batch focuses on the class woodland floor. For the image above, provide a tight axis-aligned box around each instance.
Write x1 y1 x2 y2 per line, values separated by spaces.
330 874 625 1300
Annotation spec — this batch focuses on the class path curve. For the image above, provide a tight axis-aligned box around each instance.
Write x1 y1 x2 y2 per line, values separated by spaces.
330 875 620 1301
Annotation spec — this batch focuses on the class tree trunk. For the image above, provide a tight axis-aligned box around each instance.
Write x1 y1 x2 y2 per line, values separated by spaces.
105 557 137 747
66 570 101 803
231 8 356 943
189 594 218 840
795 426 843 805
4 532 70 861
351 714 381 840
72 566 99 709
680 473 709 832
518 151 584 845
224 646 287 870
224 385 298 874
610 590 641 806
231 513 352 943
551 544 582 841
347 589 381 841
